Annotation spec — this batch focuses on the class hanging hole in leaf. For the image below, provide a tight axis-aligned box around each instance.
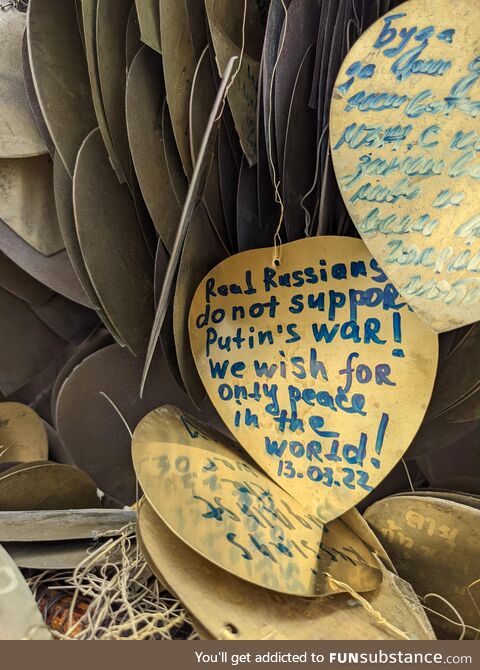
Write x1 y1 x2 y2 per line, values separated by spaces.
224 623 239 635
274 258 280 267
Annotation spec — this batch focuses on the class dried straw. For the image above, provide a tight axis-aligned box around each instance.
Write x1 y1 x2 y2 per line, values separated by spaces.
25 524 198 641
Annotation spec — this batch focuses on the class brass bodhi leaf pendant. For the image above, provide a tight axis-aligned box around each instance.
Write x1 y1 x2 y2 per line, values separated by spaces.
189 237 438 522
330 0 480 333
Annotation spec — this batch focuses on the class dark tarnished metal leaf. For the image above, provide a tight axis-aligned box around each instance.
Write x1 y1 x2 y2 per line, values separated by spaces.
362 0 382 31
274 0 320 178
282 43 316 241
217 124 239 250
0 8 46 158
5 362 65 427
126 3 142 70
0 461 100 511
73 128 154 356
426 324 480 420
448 389 480 422
53 151 122 335
256 71 281 247
0 250 53 305
185 0 208 60
27 0 97 177
126 46 181 251
160 0 197 177
417 424 480 485
162 99 189 208
308 0 330 110
55 343 199 504
261 0 292 180
314 0 339 160
174 204 228 407
0 197 107 308
135 0 161 53
406 412 479 460
22 31 55 157
236 156 259 252
0 155 63 256
96 0 132 184
0 463 20 476
0 402 48 464
315 0 352 236
43 420 75 466
50 327 113 423
75 0 85 45
129 171 158 261
356 460 427 514
432 477 480 496
29 293 99 345
0 286 66 396
81 0 126 183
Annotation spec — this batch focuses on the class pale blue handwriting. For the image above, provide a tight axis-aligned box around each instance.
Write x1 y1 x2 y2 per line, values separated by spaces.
342 56 480 119
358 208 439 238
445 56 480 106
345 87 479 119
340 154 444 189
450 130 480 152
454 213 480 245
418 125 441 148
432 189 465 208
346 61 376 79
373 13 452 81
333 123 413 150
406 89 480 119
407 55 480 117
400 276 480 305
391 44 451 81
338 77 355 95
346 90 409 112
384 239 480 274
448 150 480 179
437 29 455 44
338 61 376 94
349 178 421 205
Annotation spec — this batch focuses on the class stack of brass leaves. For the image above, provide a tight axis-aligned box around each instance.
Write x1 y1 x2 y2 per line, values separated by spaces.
0 0 478 641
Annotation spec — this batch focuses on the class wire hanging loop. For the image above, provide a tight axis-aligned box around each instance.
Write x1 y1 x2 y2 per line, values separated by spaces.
267 0 288 267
